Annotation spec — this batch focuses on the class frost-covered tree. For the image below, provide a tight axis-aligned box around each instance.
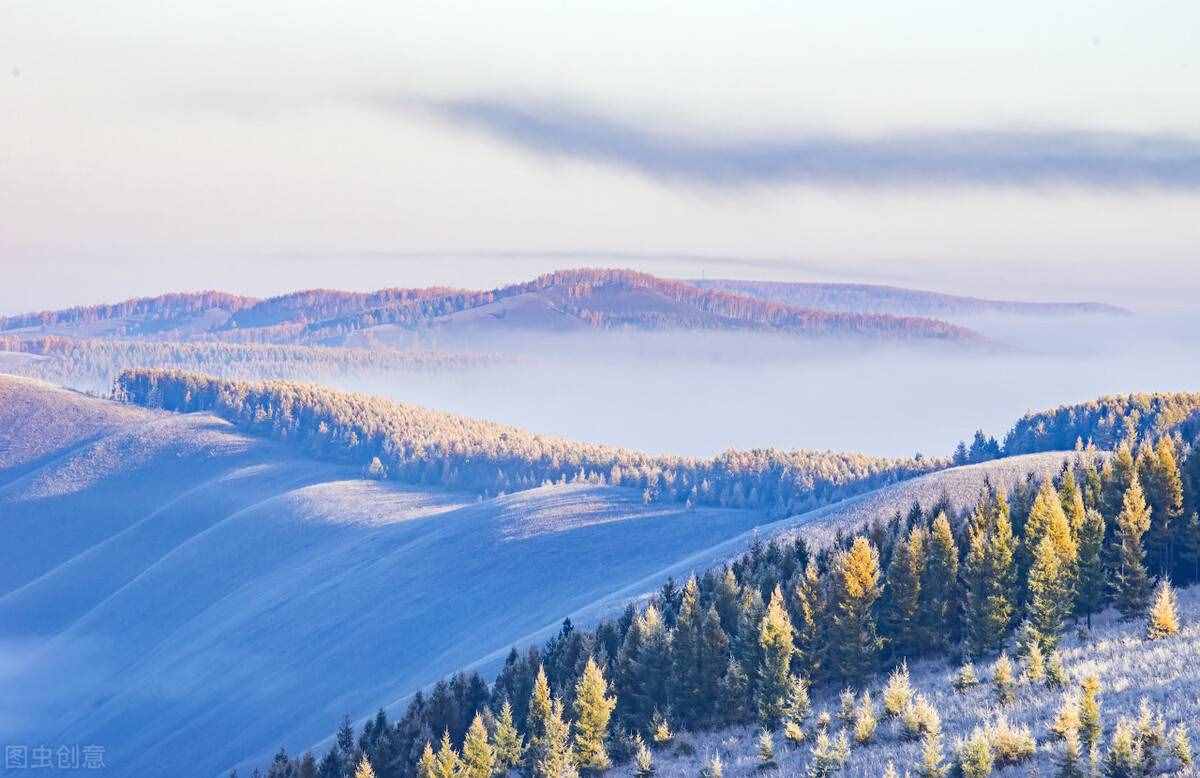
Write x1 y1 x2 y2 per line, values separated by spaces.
572 657 616 772
824 537 882 682
755 586 794 725
1113 474 1153 620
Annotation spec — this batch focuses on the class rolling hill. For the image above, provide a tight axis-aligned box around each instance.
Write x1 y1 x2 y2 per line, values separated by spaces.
0 269 985 348
689 279 1129 319
0 376 776 777
0 373 1106 776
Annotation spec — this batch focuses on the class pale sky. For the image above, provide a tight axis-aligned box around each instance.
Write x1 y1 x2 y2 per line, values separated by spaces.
2 0 1199 312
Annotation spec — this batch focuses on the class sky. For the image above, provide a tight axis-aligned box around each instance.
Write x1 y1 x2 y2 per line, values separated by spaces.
2 0 1199 313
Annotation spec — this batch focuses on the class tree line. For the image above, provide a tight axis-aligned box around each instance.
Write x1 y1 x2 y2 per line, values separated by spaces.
251 437 1200 778
112 369 942 515
0 335 501 389
953 392 1200 466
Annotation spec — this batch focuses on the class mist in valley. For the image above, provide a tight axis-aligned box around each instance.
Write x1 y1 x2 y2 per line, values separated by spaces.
338 310 1200 459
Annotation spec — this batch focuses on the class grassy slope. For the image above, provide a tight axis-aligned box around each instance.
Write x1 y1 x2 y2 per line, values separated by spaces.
0 377 770 777
634 587 1200 778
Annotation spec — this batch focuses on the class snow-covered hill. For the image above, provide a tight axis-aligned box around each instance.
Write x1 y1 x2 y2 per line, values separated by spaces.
0 377 772 777
0 375 1089 776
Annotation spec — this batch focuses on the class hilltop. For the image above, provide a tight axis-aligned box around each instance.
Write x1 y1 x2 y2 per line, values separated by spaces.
0 269 985 348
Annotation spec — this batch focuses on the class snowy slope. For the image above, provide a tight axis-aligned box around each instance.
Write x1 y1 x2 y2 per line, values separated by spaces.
0 377 770 777
778 451 1093 545
0 376 1088 777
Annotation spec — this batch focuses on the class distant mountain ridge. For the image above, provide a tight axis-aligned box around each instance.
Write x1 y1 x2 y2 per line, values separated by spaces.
689 278 1130 318
0 269 988 346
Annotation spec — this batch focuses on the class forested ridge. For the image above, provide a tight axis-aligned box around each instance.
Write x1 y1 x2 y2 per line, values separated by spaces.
690 279 1129 318
0 335 503 388
256 436 1200 778
952 392 1200 466
1 269 986 346
296 269 982 344
112 368 943 515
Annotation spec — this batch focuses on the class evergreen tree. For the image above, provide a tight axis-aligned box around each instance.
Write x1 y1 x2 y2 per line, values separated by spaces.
1113 474 1154 619
755 585 795 725
714 568 741 636
1060 470 1086 539
696 605 730 726
1022 477 1078 600
919 513 959 652
1075 508 1107 629
1079 675 1102 751
435 732 463 778
1145 579 1180 640
882 525 926 660
534 700 577 778
825 537 882 682
1102 444 1137 523
634 606 672 725
353 757 376 778
417 743 437 778
789 560 823 678
492 701 525 772
732 587 765 700
1026 533 1073 651
461 714 495 778
1177 512 1200 585
669 577 704 727
1140 437 1184 576
526 666 553 771
718 658 751 726
573 657 616 772
963 492 1017 655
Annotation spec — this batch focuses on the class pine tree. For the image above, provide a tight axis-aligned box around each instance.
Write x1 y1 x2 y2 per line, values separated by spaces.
732 587 766 692
435 731 463 778
883 525 927 660
993 652 1016 706
418 742 437 778
755 585 794 725
461 714 495 778
353 756 376 778
492 701 525 772
825 537 882 682
1102 444 1137 522
526 666 554 771
714 567 741 635
1060 470 1087 540
790 560 823 678
1024 478 1078 585
1141 437 1184 576
632 735 653 778
1113 474 1153 619
573 657 616 772
1075 508 1107 629
1145 579 1180 640
633 606 672 729
1026 533 1073 651
1079 675 1102 751
534 700 577 778
718 658 751 726
920 513 959 652
696 605 729 726
963 492 1017 655
669 577 704 726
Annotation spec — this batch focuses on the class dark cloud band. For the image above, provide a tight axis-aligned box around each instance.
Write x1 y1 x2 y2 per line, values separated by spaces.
398 96 1200 190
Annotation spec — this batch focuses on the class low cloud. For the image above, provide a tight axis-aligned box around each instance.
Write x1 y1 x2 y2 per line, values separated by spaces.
391 95 1200 190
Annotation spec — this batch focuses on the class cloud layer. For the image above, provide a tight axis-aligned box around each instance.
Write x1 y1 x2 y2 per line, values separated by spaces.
399 96 1200 190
